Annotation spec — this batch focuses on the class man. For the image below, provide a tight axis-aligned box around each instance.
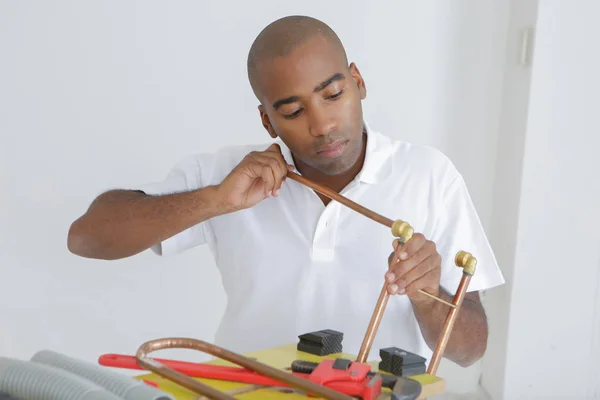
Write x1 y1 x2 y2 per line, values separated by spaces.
68 15 504 368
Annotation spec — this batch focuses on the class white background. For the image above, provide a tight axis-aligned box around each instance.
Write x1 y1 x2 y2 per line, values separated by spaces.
1 1 598 399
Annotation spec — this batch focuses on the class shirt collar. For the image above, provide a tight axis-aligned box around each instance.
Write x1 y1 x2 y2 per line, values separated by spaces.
278 120 394 184
355 120 394 184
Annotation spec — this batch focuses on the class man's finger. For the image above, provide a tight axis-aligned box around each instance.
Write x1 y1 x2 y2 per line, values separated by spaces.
258 152 288 193
386 244 432 294
265 143 295 170
388 239 431 278
403 265 440 299
393 233 426 262
250 154 281 194
260 165 276 196
264 156 284 193
266 143 282 153
395 253 440 293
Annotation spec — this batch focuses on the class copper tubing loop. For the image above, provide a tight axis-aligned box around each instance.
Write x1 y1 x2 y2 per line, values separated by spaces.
135 337 354 400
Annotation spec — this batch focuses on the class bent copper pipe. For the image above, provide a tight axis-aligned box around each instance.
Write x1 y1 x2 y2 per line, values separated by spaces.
135 337 354 400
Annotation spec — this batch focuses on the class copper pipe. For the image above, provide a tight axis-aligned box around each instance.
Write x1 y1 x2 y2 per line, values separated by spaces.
427 251 477 374
286 171 395 228
356 283 390 363
135 337 355 400
426 274 472 375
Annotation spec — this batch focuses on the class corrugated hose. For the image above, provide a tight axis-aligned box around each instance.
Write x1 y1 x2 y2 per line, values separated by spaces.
0 350 174 400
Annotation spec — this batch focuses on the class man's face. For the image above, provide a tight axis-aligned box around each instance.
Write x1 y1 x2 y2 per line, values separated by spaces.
256 35 367 176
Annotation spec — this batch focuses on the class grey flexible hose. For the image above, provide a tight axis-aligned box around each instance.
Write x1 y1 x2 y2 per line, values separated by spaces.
31 350 174 400
0 392 23 400
0 357 122 400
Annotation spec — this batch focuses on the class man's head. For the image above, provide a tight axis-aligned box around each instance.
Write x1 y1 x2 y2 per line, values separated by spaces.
247 15 367 176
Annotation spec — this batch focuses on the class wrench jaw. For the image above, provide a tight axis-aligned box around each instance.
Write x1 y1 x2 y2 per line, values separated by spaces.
389 377 422 400
290 358 423 400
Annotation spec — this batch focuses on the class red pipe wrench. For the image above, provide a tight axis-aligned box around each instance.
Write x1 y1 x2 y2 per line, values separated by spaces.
99 354 419 399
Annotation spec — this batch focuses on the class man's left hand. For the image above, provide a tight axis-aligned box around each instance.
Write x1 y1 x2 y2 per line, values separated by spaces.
385 233 442 305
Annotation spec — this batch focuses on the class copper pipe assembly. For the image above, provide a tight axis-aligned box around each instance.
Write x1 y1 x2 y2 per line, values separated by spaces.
427 251 477 375
287 170 458 363
135 337 355 400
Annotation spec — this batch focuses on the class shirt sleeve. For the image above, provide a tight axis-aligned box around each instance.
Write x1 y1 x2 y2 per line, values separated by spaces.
431 173 505 294
134 154 212 257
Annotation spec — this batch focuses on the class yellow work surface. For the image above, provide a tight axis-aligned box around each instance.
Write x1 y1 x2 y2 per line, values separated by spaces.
133 343 445 399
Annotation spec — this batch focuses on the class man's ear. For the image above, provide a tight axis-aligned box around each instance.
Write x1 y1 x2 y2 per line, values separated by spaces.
259 105 278 138
349 62 367 100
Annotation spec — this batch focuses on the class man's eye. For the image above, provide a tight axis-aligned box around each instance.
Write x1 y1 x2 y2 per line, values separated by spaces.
327 90 344 99
283 109 302 119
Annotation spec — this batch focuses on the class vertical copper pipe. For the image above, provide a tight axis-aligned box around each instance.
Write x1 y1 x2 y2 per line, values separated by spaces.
426 274 472 375
356 283 390 363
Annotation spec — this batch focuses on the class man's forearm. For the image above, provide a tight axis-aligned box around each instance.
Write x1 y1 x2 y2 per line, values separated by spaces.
411 289 488 367
68 185 227 260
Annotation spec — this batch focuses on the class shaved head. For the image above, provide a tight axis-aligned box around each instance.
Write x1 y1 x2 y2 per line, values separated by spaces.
245 15 367 179
247 15 348 101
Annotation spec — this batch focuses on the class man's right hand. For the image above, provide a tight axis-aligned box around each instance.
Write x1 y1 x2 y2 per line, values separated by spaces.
216 143 295 212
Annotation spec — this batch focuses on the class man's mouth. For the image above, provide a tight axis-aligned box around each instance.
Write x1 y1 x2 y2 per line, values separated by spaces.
316 140 348 159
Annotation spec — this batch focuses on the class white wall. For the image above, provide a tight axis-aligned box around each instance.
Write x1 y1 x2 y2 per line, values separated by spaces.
482 0 600 399
480 0 539 398
0 1 510 397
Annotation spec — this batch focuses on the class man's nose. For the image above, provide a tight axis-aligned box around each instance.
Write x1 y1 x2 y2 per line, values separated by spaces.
308 108 336 137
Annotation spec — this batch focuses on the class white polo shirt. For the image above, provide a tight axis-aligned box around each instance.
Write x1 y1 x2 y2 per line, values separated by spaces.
137 122 504 365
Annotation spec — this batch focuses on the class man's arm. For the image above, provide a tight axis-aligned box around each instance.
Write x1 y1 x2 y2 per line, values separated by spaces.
385 234 488 367
411 289 487 367
67 186 227 260
68 143 294 260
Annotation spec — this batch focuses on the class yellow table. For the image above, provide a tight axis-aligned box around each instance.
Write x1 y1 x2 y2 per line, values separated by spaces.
133 343 445 399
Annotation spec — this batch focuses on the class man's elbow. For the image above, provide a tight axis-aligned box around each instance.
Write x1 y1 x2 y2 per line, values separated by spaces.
67 218 112 260
68 218 93 257
456 327 489 367
457 342 487 367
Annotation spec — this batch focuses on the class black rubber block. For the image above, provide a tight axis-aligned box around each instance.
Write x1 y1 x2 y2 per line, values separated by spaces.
297 329 343 356
379 347 427 377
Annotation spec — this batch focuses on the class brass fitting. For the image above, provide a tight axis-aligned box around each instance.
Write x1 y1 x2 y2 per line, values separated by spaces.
455 251 477 275
391 220 414 244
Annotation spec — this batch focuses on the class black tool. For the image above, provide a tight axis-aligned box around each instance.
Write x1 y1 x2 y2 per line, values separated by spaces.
379 347 426 377
390 377 422 400
297 329 343 356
